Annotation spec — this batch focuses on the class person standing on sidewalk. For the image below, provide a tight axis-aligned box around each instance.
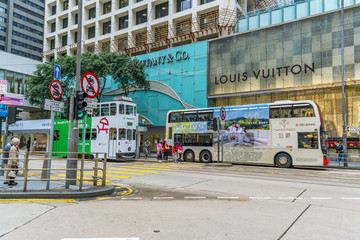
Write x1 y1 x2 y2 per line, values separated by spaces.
8 137 20 186
172 142 178 163
163 140 170 161
156 139 163 161
144 139 150 159
1 137 14 181
336 141 344 162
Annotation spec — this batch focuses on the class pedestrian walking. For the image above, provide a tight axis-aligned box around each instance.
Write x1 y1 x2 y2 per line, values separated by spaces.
8 137 20 186
163 140 170 161
144 139 150 159
1 137 14 179
336 141 344 162
156 139 163 161
177 143 183 162
172 143 178 163
27 137 31 152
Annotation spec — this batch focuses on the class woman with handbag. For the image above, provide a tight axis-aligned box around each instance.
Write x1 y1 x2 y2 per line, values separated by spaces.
163 140 170 161
177 143 183 163
8 137 20 186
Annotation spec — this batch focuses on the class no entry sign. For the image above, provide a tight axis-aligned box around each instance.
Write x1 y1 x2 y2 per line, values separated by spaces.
220 107 226 120
49 80 63 100
81 72 100 99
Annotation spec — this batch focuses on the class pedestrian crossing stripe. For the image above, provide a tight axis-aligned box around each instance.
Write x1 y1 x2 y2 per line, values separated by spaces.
109 167 158 173
118 166 175 171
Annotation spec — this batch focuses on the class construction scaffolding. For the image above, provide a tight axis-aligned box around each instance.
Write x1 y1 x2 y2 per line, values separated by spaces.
252 0 278 10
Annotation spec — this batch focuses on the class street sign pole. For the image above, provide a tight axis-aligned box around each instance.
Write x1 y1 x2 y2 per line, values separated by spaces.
217 117 220 164
66 87 75 189
46 110 55 190
82 114 86 154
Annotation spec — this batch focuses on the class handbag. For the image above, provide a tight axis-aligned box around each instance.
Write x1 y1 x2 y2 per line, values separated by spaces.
177 149 183 154
8 170 16 178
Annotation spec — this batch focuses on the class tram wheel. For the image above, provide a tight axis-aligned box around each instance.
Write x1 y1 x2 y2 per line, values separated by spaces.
200 150 212 163
275 153 292 168
183 150 195 162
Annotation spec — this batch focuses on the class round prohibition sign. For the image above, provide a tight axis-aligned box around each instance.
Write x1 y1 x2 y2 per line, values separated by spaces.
49 80 63 100
81 72 100 99
220 107 226 120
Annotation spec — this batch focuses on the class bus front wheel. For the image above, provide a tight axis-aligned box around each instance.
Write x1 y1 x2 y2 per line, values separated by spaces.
200 150 212 163
275 153 292 168
183 150 195 162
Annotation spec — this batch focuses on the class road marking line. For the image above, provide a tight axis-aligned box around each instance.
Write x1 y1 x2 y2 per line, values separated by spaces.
121 197 142 200
279 197 296 200
341 197 360 200
249 197 272 200
121 166 174 171
81 170 145 176
217 196 240 199
153 197 174 200
109 167 158 173
80 172 131 179
184 196 206 199
0 199 77 203
57 174 114 181
311 197 333 200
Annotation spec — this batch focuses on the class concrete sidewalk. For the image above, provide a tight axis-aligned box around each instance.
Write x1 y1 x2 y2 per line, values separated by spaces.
0 175 115 199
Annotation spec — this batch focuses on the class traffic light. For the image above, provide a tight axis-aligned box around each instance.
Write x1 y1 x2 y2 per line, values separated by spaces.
7 107 23 124
64 97 70 120
74 90 88 120
213 118 218 131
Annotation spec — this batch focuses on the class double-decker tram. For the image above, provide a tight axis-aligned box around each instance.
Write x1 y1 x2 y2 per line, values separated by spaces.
166 100 328 167
53 96 138 159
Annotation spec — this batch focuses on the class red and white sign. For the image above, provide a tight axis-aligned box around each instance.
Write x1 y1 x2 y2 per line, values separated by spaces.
0 96 23 106
81 72 100 99
0 79 7 95
49 80 63 100
220 107 226 120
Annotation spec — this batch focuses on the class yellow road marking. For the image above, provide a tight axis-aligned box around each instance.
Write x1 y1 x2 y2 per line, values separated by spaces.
117 166 173 171
81 172 131 179
96 185 134 201
57 174 113 182
81 170 145 176
109 167 158 173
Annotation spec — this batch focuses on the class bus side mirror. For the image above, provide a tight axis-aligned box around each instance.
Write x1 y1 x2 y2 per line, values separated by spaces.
213 118 218 131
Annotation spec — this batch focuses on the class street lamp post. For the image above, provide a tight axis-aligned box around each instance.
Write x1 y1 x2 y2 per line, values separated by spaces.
341 0 348 167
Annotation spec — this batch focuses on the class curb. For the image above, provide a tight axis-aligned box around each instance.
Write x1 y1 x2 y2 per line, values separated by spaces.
0 185 115 199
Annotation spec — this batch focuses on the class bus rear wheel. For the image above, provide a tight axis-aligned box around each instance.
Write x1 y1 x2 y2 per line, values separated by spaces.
275 153 292 168
200 150 212 163
183 150 195 162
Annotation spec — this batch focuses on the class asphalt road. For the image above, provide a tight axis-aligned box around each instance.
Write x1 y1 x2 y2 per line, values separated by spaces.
1 161 360 240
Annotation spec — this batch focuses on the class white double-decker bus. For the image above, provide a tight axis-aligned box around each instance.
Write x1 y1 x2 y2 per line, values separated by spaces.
165 100 328 167
91 96 138 159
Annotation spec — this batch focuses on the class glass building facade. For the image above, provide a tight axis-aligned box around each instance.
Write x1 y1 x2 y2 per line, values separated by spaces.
209 4 360 138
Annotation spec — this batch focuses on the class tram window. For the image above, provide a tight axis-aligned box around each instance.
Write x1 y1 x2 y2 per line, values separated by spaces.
133 130 136 140
85 129 91 140
54 130 60 141
126 105 133 115
109 128 117 140
298 132 318 149
118 128 125 140
184 111 197 122
270 105 292 118
169 112 182 123
174 134 183 144
126 129 132 140
94 106 100 117
110 103 116 116
119 104 124 114
91 129 97 140
134 106 137 116
183 133 198 146
79 129 83 140
198 111 213 122
198 133 213 146
101 104 110 116
293 104 315 117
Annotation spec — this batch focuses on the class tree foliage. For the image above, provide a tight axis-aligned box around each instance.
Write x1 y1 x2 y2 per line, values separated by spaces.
25 52 149 107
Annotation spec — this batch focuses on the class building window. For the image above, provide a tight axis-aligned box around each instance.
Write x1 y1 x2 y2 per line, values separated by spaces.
103 21 111 35
200 0 215 4
135 31 147 46
74 31 77 43
63 0 69 11
199 10 219 30
51 22 56 32
62 35 67 46
51 5 56 15
49 56 54 62
175 18 192 36
155 2 168 19
50 39 55 49
103 2 111 14
154 24 168 41
88 26 95 39
119 0 128 8
136 9 147 25
75 13 78 24
63 18 68 28
177 0 191 12
89 7 96 20
119 15 128 30
117 37 128 50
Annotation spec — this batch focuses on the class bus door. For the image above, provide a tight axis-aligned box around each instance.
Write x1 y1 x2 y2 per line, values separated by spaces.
108 128 117 158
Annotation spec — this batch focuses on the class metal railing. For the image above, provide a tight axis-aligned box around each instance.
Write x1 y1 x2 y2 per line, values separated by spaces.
0 152 107 192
